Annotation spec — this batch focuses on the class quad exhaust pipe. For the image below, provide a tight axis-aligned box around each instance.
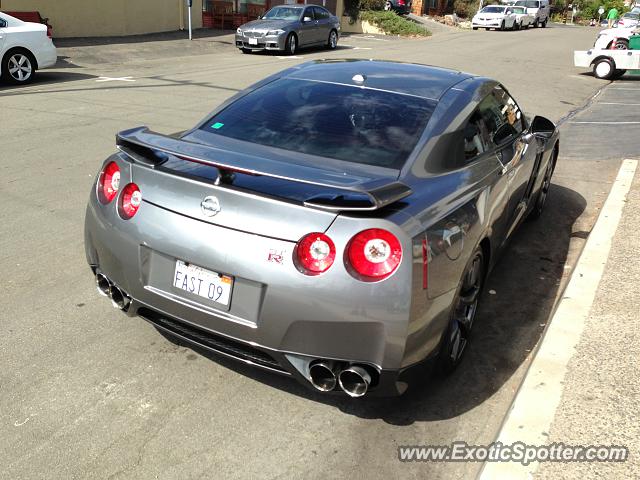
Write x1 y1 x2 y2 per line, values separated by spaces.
309 360 340 392
338 365 372 398
308 360 374 397
95 272 131 311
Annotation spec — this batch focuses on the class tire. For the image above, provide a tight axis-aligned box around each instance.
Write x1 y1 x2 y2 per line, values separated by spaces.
284 33 297 55
533 18 539 27
612 69 627 79
241 48 252 54
541 18 547 28
1 49 36 85
326 29 338 50
500 21 505 31
437 247 486 375
384 1 392 11
516 21 521 30
593 57 615 79
528 147 557 220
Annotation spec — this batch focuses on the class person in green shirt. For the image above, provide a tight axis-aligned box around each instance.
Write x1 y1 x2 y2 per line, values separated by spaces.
607 7 619 28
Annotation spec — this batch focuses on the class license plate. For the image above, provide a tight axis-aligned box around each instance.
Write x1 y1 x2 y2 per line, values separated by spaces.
173 260 233 306
248 37 258 45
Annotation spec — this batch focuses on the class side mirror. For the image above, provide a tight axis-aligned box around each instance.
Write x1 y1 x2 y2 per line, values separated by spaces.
0 20 7 28
531 115 555 138
303 16 312 22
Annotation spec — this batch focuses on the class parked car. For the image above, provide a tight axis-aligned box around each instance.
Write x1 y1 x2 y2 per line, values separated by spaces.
235 4 339 55
472 5 518 30
594 26 639 49
511 6 535 29
0 12 57 84
384 0 412 15
513 0 550 27
85 60 559 397
618 12 639 29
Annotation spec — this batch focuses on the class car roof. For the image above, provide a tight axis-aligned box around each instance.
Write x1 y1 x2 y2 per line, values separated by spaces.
284 60 474 101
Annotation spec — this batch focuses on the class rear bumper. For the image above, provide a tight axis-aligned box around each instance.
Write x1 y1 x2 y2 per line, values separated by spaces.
35 42 57 69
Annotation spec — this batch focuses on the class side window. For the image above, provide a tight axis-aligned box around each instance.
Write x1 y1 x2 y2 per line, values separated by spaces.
303 7 315 20
478 86 524 147
318 8 331 19
462 111 489 162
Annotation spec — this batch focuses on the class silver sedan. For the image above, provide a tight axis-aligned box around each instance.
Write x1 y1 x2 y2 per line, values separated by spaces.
235 5 340 55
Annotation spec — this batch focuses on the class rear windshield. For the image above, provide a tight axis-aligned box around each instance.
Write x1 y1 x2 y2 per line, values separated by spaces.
515 1 540 8
200 78 436 169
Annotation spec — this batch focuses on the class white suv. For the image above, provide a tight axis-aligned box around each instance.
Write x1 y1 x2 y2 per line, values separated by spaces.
513 0 551 27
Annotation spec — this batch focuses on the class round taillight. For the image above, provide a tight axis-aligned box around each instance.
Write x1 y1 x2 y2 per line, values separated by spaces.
295 232 336 275
98 161 120 204
347 229 402 281
119 183 142 219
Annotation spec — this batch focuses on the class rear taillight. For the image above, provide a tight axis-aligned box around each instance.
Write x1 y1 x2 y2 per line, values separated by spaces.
398 0 406 5
346 229 402 281
98 161 120 204
295 232 336 274
119 183 142 219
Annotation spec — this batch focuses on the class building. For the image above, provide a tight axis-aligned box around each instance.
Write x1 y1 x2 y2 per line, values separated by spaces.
0 0 344 38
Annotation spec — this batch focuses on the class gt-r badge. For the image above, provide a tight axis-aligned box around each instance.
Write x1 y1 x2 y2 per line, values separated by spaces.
201 196 221 217
268 249 285 265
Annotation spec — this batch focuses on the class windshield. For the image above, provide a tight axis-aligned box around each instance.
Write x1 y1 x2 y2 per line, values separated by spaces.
512 6 526 13
515 0 540 8
481 6 506 13
262 7 302 20
623 13 639 19
200 78 437 169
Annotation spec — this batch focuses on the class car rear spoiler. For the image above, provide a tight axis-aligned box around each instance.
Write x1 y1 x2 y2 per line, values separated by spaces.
116 126 412 212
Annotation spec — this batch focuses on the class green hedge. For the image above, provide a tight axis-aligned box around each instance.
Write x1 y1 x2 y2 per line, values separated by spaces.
360 10 432 36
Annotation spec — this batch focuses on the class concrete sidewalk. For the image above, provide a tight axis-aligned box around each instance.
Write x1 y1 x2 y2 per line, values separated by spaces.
534 163 640 479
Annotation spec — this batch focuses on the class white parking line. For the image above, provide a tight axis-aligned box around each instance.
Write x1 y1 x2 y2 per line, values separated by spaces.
275 56 304 60
569 121 640 124
607 87 640 90
479 158 638 479
96 76 135 83
599 102 640 106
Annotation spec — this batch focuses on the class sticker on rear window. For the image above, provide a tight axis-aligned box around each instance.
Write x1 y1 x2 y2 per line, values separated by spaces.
211 122 225 129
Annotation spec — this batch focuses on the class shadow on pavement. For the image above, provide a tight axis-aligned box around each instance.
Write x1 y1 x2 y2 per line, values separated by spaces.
0 70 97 92
159 183 586 425
53 29 234 48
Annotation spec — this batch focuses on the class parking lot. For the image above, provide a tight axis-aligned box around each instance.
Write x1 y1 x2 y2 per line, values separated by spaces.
2 24 639 479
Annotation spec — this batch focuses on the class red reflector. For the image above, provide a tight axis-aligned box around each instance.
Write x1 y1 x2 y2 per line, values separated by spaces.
98 161 120 204
120 183 142 219
295 232 336 274
398 0 406 4
347 229 402 281
422 237 428 290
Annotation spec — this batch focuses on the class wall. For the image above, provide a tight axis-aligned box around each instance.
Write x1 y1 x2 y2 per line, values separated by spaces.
0 0 203 37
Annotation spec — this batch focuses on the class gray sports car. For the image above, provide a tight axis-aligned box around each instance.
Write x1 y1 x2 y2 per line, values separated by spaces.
235 5 340 55
85 60 559 397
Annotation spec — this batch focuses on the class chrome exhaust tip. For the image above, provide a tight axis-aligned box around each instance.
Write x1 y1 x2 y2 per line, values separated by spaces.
96 273 111 297
309 360 339 392
338 365 371 398
109 285 131 311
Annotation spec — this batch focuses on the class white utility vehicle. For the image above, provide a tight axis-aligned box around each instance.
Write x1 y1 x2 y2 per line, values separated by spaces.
574 48 640 79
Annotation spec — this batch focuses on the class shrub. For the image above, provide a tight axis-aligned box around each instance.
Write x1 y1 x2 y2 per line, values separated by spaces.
360 0 387 10
453 0 478 19
360 10 432 36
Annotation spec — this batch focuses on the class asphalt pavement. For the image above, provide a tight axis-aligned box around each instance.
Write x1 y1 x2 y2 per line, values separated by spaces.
0 24 635 479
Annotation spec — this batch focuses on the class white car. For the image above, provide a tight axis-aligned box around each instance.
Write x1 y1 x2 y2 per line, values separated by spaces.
618 12 639 29
513 0 550 27
472 5 518 31
594 26 640 50
511 6 535 29
0 12 57 84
